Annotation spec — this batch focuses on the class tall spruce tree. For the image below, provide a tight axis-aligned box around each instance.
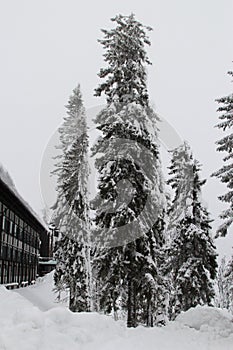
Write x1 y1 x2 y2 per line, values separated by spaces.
94 14 152 106
212 70 233 237
53 85 92 312
164 143 217 319
92 14 166 327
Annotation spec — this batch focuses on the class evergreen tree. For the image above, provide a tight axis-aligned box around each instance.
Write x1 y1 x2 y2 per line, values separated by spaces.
212 70 233 237
92 14 166 327
217 255 233 313
167 141 194 237
94 14 152 107
164 143 217 319
217 257 228 309
53 85 92 312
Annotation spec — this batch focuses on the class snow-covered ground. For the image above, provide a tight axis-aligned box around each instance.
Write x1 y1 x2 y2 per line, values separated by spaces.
0 272 233 350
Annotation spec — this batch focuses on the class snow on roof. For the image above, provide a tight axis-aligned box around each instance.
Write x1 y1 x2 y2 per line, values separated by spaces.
39 260 57 265
0 163 47 230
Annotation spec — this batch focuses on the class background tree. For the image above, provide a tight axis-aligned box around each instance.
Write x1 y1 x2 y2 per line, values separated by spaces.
166 141 193 238
212 70 233 237
217 255 233 314
92 14 167 327
53 85 92 312
164 143 217 319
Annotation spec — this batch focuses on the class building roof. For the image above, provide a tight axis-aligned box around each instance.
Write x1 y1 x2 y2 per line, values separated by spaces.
0 163 47 231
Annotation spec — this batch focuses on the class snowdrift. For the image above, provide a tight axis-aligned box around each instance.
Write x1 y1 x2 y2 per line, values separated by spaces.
176 305 233 337
15 270 64 311
0 285 125 350
0 273 233 349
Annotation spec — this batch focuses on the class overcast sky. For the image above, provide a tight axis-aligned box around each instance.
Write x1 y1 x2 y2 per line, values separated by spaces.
0 0 232 257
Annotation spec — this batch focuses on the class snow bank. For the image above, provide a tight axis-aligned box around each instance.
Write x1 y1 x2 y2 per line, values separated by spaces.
1 273 233 349
176 305 233 337
15 271 65 311
0 285 125 350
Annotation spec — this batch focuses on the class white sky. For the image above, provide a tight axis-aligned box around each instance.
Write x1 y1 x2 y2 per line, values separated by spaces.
0 0 232 257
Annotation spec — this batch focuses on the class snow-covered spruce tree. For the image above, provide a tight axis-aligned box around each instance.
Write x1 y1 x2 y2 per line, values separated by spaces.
217 257 229 309
52 85 92 312
217 255 233 313
222 255 233 314
166 141 194 238
94 14 152 106
212 70 233 237
92 14 167 327
164 143 217 319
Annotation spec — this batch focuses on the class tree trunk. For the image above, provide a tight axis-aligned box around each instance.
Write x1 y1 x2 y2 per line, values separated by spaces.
127 277 137 328
84 241 93 312
69 281 76 312
146 293 153 327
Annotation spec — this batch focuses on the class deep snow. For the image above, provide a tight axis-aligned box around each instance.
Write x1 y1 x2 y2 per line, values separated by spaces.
0 272 233 350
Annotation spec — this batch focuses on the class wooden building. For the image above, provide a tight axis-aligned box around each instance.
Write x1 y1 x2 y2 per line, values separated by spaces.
0 175 49 285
